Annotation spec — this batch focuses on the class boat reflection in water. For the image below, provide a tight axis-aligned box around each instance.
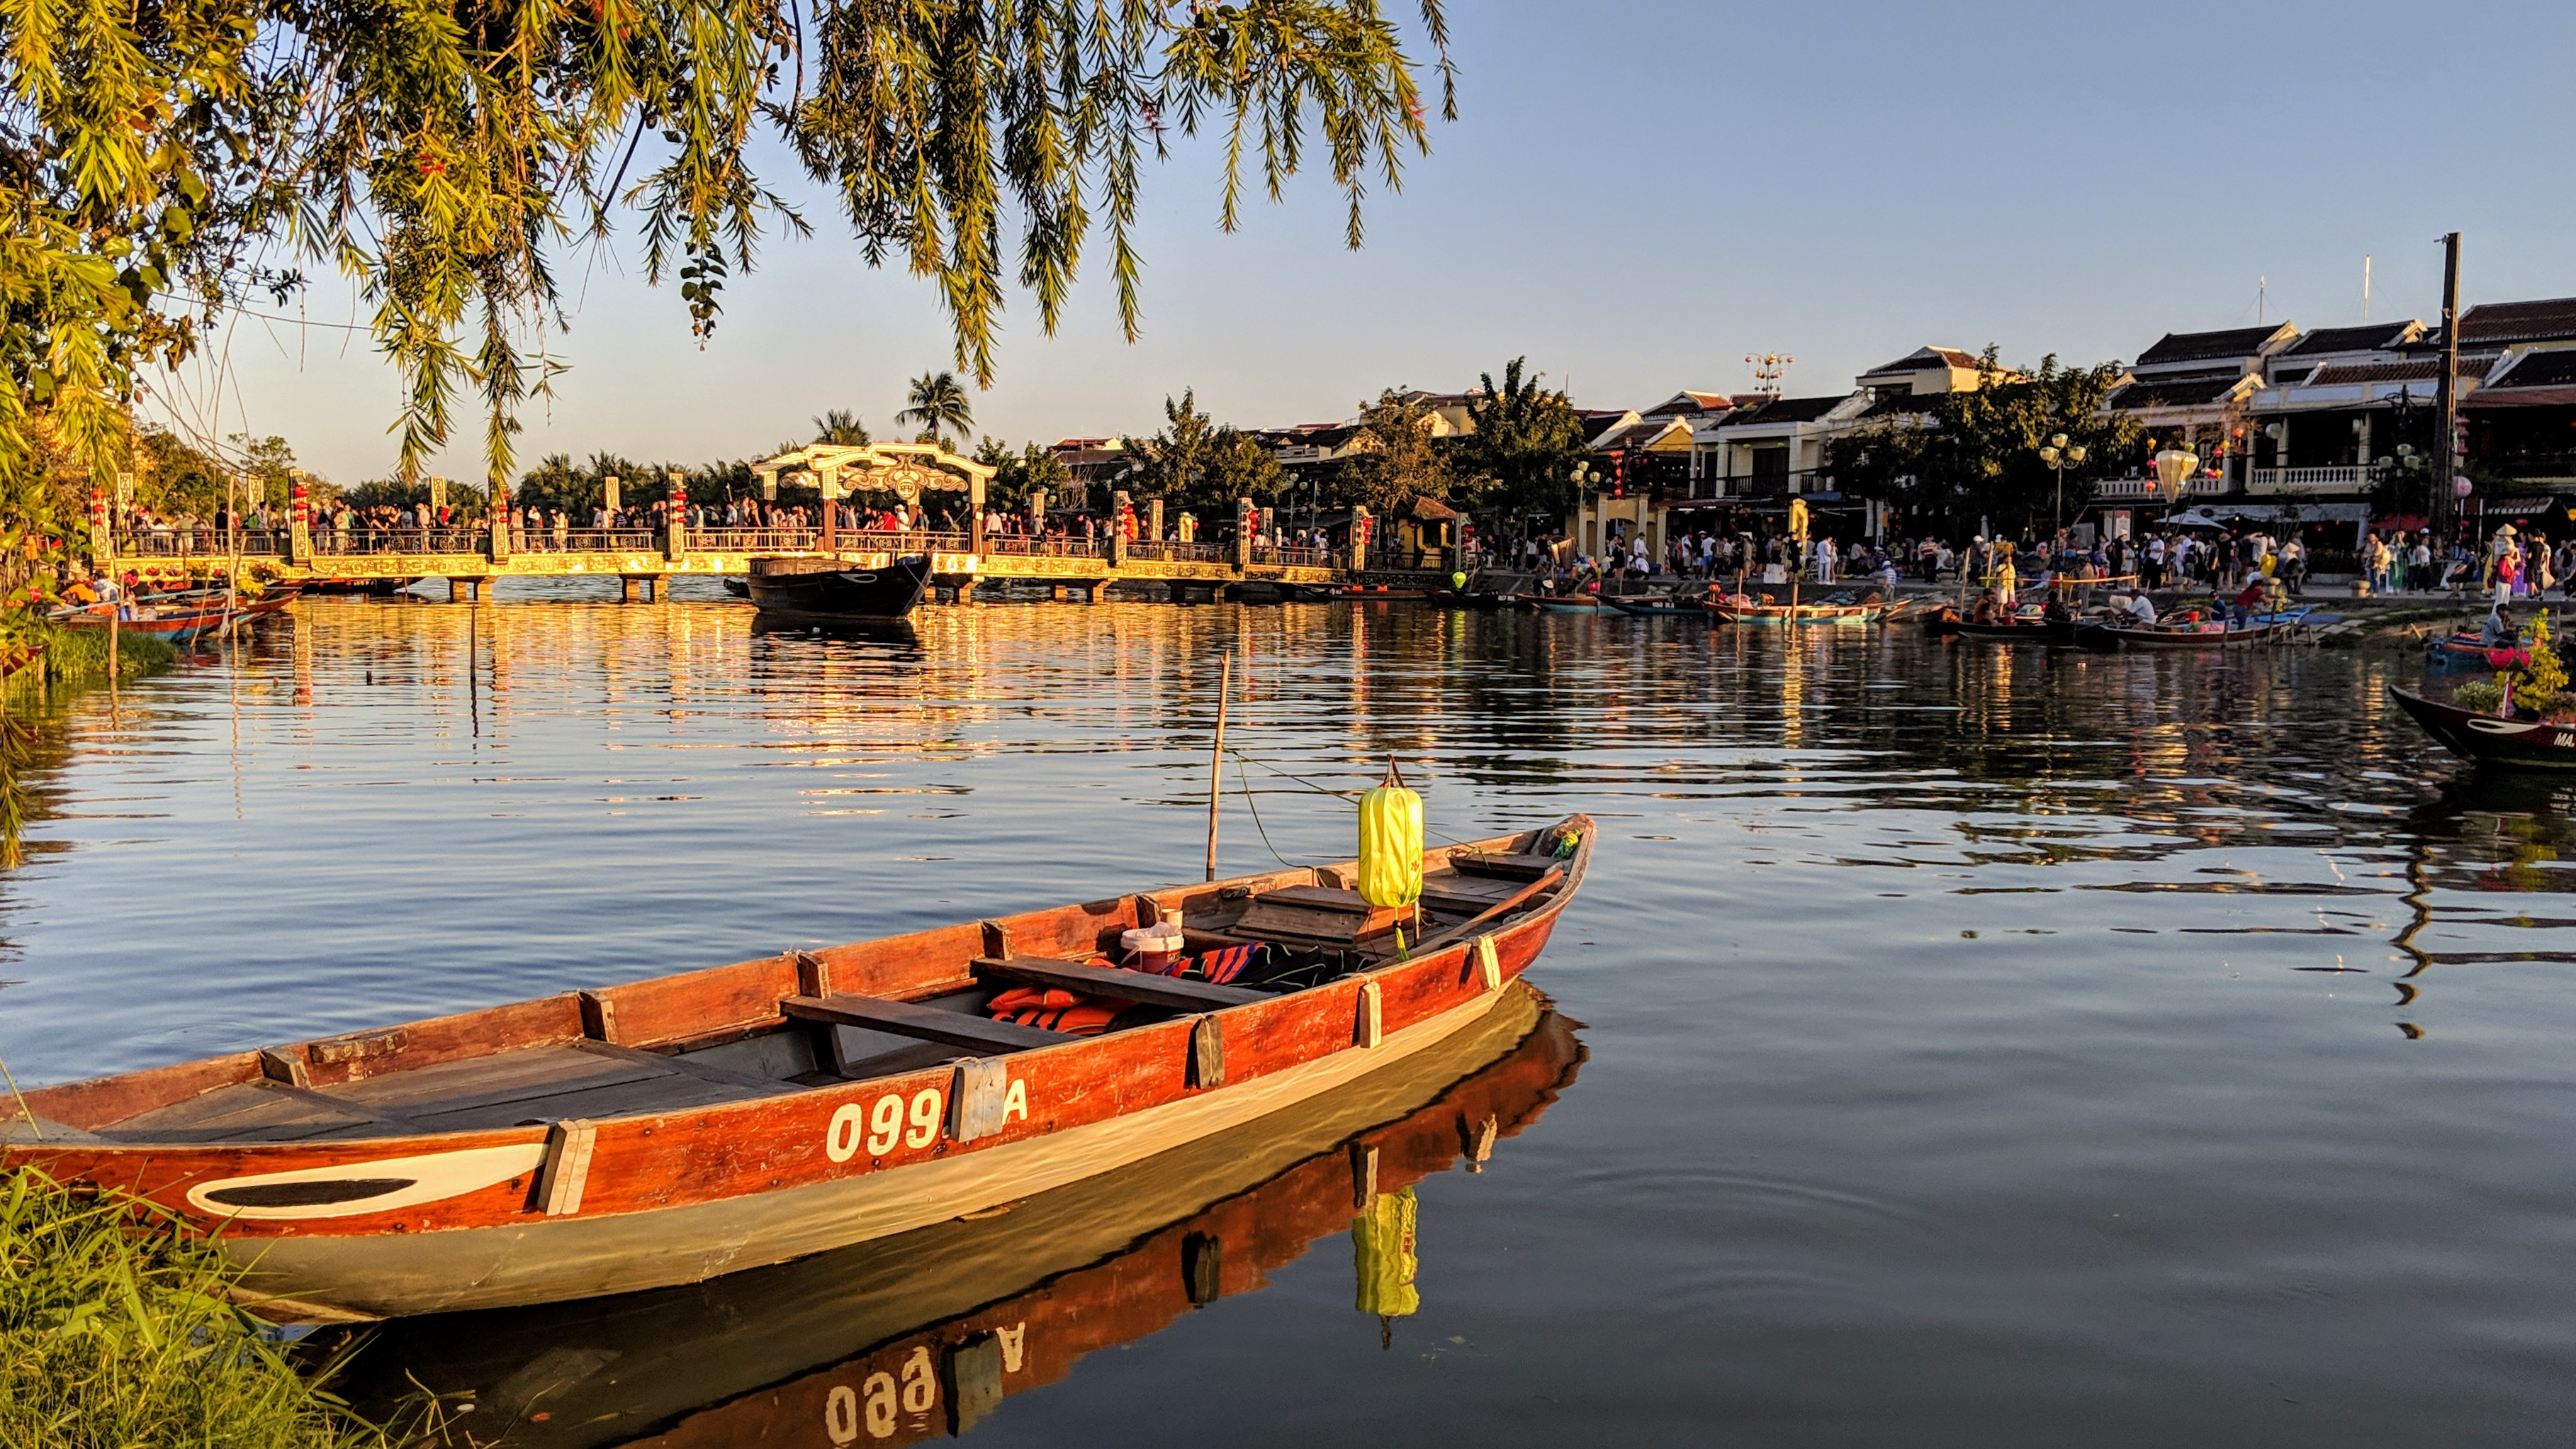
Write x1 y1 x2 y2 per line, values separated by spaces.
339 983 1584 1447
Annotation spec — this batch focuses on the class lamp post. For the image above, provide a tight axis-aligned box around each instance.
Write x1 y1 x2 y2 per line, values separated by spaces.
1570 460 1602 557
2036 432 2088 535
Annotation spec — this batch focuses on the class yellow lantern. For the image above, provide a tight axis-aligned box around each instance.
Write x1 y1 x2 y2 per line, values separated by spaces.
1357 760 1423 912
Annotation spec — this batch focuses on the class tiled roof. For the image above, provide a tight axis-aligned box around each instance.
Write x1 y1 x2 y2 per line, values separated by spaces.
2299 359 2443 386
2281 322 2422 357
2135 324 2295 367
1590 419 1693 452
2110 374 2250 410
2485 349 2576 390
2456 297 2576 346
1640 391 1731 417
1721 394 1848 425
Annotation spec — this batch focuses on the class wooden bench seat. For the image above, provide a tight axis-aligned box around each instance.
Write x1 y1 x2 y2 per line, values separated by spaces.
782 992 1074 1052
971 956 1269 1012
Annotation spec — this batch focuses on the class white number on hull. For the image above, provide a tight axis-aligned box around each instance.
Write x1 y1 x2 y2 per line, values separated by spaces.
823 1079 1026 1163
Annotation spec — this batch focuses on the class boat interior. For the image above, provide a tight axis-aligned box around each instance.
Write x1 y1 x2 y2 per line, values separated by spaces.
13 823 1587 1147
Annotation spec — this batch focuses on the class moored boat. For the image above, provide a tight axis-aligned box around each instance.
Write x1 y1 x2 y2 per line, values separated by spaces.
1706 600 1874 626
2095 620 2280 649
340 982 1585 1443
1602 595 1704 618
55 606 232 642
2 817 1593 1321
2391 685 2576 769
744 554 933 621
1950 617 2076 644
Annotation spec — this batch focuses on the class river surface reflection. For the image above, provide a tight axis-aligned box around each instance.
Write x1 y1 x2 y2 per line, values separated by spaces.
7 594 2576 1446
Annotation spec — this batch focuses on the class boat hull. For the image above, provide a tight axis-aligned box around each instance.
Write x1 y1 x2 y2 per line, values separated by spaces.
222 978 1538 1319
2098 621 2280 649
743 554 932 621
1950 620 2075 644
6 822 1590 1321
2391 686 2576 769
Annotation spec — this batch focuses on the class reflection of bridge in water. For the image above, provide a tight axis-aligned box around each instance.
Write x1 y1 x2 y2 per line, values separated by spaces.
108 527 1349 603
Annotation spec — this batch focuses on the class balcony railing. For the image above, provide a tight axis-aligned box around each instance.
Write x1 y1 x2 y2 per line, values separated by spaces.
2092 475 2234 501
2248 466 2367 494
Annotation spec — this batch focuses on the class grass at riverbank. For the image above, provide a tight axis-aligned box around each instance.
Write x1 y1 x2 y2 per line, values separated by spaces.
1 1168 411 1449
28 626 181 683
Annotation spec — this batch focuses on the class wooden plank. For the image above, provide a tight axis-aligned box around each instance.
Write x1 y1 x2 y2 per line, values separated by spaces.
330 1045 666 1117
540 1119 596 1216
1188 1015 1225 1089
399 1072 745 1131
972 956 1267 1012
1410 868 1565 955
1449 851 1558 882
782 993 1074 1053
568 1039 803 1095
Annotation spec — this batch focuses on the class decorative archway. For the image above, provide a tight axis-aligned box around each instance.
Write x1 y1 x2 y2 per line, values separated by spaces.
753 442 997 551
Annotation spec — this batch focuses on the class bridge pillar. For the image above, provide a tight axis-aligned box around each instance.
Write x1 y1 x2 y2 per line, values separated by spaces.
1147 498 1164 543
1049 583 1069 603
486 507 510 563
1348 505 1372 574
447 577 481 604
619 576 643 603
1234 497 1254 571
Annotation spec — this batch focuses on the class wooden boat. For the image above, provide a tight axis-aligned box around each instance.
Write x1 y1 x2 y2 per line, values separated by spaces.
1602 595 1705 618
1332 584 1430 601
340 983 1584 1443
1706 600 1873 626
2426 630 2512 668
2391 686 2576 770
2093 620 2280 649
301 577 419 597
1950 617 2076 644
1 818 1593 1321
1423 588 1504 610
743 554 933 622
55 606 232 643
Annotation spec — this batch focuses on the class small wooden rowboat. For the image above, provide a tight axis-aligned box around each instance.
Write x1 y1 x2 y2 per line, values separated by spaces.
55 607 232 643
2094 620 2280 649
1 818 1592 1321
1706 600 1874 626
1950 617 2076 644
2391 686 2576 769
1602 595 1705 618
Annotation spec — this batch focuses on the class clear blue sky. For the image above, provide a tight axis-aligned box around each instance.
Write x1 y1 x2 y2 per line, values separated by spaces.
176 0 2576 484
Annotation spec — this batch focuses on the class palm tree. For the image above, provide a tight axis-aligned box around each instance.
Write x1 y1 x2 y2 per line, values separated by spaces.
894 371 974 449
812 409 870 446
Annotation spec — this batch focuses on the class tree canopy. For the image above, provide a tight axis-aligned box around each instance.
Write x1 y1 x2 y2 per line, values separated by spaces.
1339 388 1451 515
1825 351 2139 535
895 372 974 447
1127 389 1286 511
1 0 1458 639
1456 357 1585 527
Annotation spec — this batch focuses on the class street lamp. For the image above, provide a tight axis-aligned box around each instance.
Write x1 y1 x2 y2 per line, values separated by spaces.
2036 432 2088 534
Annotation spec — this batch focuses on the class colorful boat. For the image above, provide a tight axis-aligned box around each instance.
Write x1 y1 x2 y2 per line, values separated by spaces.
339 983 1585 1442
2391 686 2576 769
54 606 232 643
2 818 1593 1321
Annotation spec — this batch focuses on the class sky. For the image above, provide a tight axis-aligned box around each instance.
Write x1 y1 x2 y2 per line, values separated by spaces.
161 0 2576 485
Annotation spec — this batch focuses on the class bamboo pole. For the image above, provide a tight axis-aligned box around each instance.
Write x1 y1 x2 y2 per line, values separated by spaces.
1206 651 1231 881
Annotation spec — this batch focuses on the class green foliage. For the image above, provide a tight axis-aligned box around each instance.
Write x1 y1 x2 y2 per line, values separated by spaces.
894 372 975 447
1339 388 1452 515
1125 391 1285 511
1457 357 1585 525
1826 349 2141 532
976 437 1071 511
2456 679 2504 714
813 410 871 447
0 1168 410 1448
34 629 180 683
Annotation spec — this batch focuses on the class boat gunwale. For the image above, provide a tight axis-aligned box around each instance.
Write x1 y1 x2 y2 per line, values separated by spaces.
6 817 1592 1156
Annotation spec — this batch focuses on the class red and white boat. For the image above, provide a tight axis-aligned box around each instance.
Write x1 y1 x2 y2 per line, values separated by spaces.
2 819 1592 1321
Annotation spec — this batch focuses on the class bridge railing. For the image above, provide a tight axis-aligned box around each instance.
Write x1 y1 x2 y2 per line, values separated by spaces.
112 528 288 558
981 536 1106 560
1127 541 1230 564
1252 544 1334 568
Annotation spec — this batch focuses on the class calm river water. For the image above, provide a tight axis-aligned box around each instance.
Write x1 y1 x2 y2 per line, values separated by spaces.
9 591 2575 1446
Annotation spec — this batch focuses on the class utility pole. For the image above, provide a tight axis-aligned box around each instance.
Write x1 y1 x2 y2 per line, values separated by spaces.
2434 231 2463 541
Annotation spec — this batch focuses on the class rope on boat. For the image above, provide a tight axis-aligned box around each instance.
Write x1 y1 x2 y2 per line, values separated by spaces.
1222 748 1480 868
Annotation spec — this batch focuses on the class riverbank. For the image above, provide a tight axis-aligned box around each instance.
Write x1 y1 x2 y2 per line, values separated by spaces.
0 1168 413 1448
